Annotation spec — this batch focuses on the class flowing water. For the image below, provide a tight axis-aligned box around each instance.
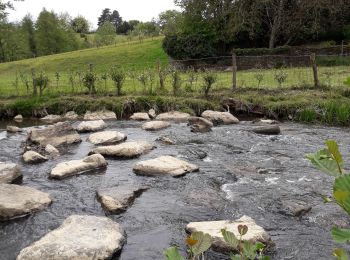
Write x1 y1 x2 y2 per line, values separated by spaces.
0 119 349 260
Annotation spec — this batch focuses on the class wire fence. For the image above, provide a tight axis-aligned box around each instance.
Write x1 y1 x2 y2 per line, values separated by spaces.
0 54 350 98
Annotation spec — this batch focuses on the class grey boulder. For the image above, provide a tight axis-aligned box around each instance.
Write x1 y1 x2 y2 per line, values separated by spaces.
84 110 117 121
87 131 127 145
23 151 48 164
142 121 170 131
252 125 281 135
76 120 107 133
188 117 213 133
0 163 22 184
201 110 239 125
156 111 191 122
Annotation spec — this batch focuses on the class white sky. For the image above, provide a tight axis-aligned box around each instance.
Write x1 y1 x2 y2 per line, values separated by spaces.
8 0 179 28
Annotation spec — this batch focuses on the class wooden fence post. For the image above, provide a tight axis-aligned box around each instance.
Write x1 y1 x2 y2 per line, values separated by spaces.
232 53 237 91
310 53 319 88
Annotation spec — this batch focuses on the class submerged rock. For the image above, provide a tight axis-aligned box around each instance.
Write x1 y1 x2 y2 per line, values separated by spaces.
40 115 62 124
201 110 239 125
14 114 23 122
45 144 60 156
84 110 117 121
23 151 48 164
97 186 148 214
142 121 170 131
76 120 107 133
87 131 127 145
188 117 213 133
28 122 81 147
252 125 281 135
0 163 22 184
50 154 108 180
17 215 125 260
133 156 199 177
279 199 312 217
156 111 191 122
90 141 155 159
6 125 22 133
186 216 272 252
0 184 52 221
64 111 79 120
130 113 150 121
156 136 176 145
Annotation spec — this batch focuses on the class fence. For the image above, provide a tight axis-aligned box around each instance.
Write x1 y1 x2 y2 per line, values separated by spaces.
0 53 349 98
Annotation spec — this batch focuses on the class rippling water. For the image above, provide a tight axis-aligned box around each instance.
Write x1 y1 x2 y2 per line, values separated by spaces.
0 119 349 260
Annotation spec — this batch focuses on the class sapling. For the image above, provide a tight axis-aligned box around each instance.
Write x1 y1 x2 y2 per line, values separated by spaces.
110 66 126 96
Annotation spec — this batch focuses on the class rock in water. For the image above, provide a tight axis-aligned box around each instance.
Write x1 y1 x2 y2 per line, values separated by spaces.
156 136 176 145
6 125 22 133
186 216 272 253
279 199 312 217
252 125 281 135
142 121 170 131
17 215 125 260
201 110 239 125
45 144 60 156
97 186 148 214
0 184 52 221
133 156 199 177
148 109 156 119
40 115 62 124
23 151 48 164
76 120 107 133
130 113 150 121
188 117 213 133
87 131 127 145
156 111 191 122
84 110 117 121
50 154 108 180
14 114 23 122
0 163 22 184
28 122 81 147
90 141 155 159
64 111 79 120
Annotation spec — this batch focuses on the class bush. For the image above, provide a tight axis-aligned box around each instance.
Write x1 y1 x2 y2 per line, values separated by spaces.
110 66 126 96
202 70 217 98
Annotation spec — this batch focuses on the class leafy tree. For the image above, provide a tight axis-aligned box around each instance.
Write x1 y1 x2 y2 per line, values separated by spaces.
158 10 182 35
21 14 36 57
98 8 123 33
95 22 115 46
97 8 111 27
72 15 90 34
117 21 132 34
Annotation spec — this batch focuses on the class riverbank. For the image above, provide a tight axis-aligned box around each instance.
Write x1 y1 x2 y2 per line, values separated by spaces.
0 85 350 125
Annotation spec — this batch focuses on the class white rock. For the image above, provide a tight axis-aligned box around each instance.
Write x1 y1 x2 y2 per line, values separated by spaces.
142 121 170 131
6 125 22 133
84 110 117 121
0 184 52 221
45 145 60 156
76 120 107 133
186 216 272 252
133 156 199 177
17 215 125 260
130 113 150 121
29 122 81 147
97 186 148 214
14 114 23 122
148 109 156 119
0 163 22 184
91 141 155 158
201 110 239 125
188 117 213 133
50 154 108 180
23 151 48 164
156 111 191 122
87 131 127 145
64 111 79 120
40 115 62 123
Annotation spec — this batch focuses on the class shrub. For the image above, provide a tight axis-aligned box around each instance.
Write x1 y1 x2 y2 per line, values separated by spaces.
82 69 97 95
170 68 181 96
273 69 288 88
110 67 126 96
202 70 217 98
33 71 49 96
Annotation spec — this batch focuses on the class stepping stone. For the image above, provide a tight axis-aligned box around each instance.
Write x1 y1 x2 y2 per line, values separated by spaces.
142 121 170 131
87 131 127 145
130 113 151 121
76 120 107 133
188 117 213 133
0 184 52 221
17 215 125 260
0 163 22 184
45 144 60 156
186 216 272 253
50 154 108 180
97 186 148 214
64 111 79 120
84 110 117 121
6 125 22 133
252 125 281 135
40 115 62 124
28 122 81 147
133 156 199 177
201 110 239 125
23 151 48 164
90 141 155 159
156 111 191 122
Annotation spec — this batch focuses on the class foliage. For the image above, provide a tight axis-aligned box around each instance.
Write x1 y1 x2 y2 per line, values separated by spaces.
71 16 90 34
32 71 49 96
95 22 116 47
170 68 181 96
110 66 125 96
82 67 97 95
273 69 288 88
202 70 217 98
307 140 350 260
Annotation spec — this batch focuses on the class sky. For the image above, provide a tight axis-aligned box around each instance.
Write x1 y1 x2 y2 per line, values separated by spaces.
8 0 179 28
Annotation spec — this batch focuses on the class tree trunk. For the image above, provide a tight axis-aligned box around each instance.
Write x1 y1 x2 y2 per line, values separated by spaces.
268 0 285 49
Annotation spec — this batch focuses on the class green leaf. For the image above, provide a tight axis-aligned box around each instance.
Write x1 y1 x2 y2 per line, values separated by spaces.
306 149 342 177
332 227 350 244
189 231 212 256
164 246 185 260
242 241 258 259
221 229 239 249
334 175 350 215
333 248 349 260
230 254 242 260
326 140 343 166
259 256 271 260
255 242 266 251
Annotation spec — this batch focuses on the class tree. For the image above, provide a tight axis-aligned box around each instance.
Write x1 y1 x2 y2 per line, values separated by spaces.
98 8 123 33
95 21 115 46
158 10 182 35
72 15 90 34
21 14 36 57
117 21 132 34
98 8 111 27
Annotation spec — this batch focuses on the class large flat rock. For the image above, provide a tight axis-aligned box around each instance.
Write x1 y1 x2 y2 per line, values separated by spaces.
40 115 62 124
186 216 272 252
90 141 155 158
50 154 108 180
201 110 239 125
7 125 22 133
130 113 151 121
76 120 107 133
97 186 148 214
0 184 52 221
156 111 191 122
84 111 117 121
0 163 22 184
17 215 125 260
133 156 199 177
28 122 81 147
87 131 127 145
142 121 170 131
